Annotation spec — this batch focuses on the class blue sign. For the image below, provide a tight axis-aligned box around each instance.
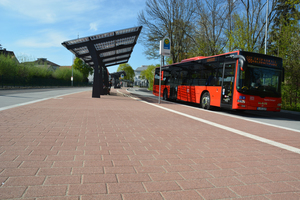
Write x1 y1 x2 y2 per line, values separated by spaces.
164 38 170 50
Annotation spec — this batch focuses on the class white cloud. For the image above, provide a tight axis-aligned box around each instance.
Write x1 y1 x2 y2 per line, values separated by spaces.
89 22 98 31
16 30 68 48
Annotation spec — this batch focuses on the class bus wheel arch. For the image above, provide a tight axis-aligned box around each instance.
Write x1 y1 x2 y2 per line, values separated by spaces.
200 91 211 110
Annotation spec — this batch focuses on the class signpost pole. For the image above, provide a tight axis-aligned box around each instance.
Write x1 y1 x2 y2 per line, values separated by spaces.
159 54 162 104
158 37 171 104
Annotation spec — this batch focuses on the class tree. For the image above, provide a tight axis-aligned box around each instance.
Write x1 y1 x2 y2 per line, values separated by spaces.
138 0 198 63
140 64 158 90
269 0 300 110
117 63 135 82
72 57 93 80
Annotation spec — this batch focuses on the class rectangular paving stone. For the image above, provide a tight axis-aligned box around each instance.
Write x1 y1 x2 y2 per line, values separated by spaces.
24 185 68 198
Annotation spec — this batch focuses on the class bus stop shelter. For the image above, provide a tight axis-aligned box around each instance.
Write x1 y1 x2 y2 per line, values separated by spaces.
110 71 126 88
62 26 142 98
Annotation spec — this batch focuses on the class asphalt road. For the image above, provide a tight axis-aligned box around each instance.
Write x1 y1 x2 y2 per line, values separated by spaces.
0 87 92 111
127 87 300 132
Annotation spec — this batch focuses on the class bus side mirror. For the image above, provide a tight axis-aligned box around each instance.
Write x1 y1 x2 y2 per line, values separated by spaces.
227 55 246 71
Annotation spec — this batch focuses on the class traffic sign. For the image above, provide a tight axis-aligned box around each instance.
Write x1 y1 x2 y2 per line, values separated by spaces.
160 37 171 56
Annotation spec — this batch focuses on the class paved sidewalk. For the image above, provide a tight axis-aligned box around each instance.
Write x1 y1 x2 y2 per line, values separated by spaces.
0 88 299 199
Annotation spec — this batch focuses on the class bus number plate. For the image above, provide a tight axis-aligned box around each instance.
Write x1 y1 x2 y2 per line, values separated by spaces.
257 107 267 111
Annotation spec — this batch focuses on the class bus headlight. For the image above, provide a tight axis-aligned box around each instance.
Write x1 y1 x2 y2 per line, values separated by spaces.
237 100 245 103
277 103 282 107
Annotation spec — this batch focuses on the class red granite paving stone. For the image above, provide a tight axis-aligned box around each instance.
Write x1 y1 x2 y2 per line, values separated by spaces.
208 176 245 187
75 155 102 161
191 158 216 164
231 184 272 197
102 155 130 161
16 155 47 161
84 150 110 155
36 197 80 200
68 183 107 195
112 160 141 166
265 192 300 200
128 154 156 160
44 175 81 185
53 161 83 168
0 186 27 199
233 167 265 175
191 163 220 171
162 190 203 200
19 161 53 168
107 182 146 193
104 166 136 174
166 159 195 165
117 173 151 182
215 162 245 169
143 181 181 192
2 149 32 156
259 182 299 193
122 192 163 200
37 168 72 176
153 154 179 160
179 171 213 180
198 187 239 199
140 160 169 166
237 174 272 184
134 166 166 173
4 176 45 186
163 164 195 172
109 150 134 155
24 185 68 198
279 165 300 172
0 161 22 168
82 194 122 200
262 173 297 182
0 168 38 177
83 174 117 183
258 166 289 173
177 179 214 190
287 181 300 190
0 155 18 161
58 150 84 156
232 196 269 200
84 160 113 167
45 155 75 161
148 172 183 181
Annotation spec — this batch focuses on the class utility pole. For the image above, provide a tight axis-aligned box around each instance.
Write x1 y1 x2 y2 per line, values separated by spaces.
265 0 269 54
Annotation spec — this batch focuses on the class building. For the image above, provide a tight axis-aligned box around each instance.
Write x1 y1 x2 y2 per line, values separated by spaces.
134 65 148 87
25 58 60 71
0 49 19 63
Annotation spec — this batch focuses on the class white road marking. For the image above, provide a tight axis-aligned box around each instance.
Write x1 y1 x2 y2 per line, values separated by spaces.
121 89 300 155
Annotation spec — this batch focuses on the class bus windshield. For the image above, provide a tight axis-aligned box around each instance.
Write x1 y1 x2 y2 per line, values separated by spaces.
237 64 282 98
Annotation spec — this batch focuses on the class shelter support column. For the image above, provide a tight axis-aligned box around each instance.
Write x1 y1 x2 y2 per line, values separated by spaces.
88 45 102 98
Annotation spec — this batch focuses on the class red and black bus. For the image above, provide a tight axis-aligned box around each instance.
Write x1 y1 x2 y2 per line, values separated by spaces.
153 51 283 111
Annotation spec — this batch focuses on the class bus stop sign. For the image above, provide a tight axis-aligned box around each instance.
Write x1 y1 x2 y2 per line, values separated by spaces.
160 37 171 56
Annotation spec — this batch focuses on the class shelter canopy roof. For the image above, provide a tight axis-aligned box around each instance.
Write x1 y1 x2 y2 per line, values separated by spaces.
62 26 142 68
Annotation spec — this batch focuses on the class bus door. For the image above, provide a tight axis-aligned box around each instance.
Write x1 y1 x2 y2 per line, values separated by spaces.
221 62 236 108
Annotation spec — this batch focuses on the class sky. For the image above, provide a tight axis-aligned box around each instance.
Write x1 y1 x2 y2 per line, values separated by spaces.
0 0 160 73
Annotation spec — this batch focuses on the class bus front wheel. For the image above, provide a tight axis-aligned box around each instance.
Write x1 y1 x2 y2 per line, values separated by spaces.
201 92 210 110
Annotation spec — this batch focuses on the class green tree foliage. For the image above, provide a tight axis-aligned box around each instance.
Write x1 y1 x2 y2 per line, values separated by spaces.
117 63 134 81
52 67 83 82
0 54 18 79
72 57 93 79
269 0 300 111
140 64 159 90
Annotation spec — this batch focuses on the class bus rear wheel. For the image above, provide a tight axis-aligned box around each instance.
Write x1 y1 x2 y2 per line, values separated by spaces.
201 92 211 110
